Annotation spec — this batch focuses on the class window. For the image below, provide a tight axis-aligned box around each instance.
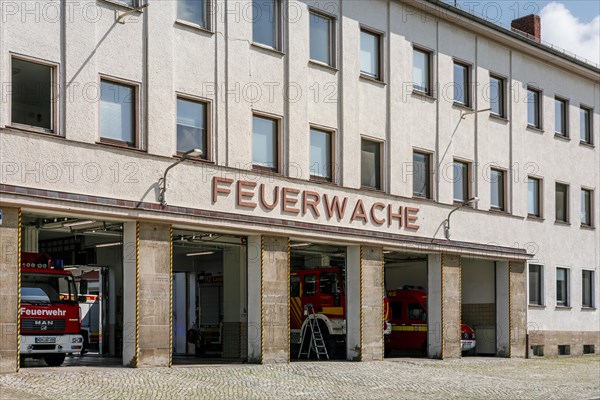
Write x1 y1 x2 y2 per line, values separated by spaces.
489 75 505 117
528 177 542 217
310 128 332 180
408 303 426 321
99 79 136 146
413 152 431 199
360 29 381 80
581 189 592 227
252 0 280 49
413 48 431 94
390 302 402 320
555 183 569 223
558 345 570 356
555 97 568 136
490 168 505 211
453 160 470 203
582 270 594 308
320 273 339 295
361 139 382 190
453 62 470 106
580 106 592 144
176 97 207 158
530 345 544 357
304 274 316 296
527 87 541 129
556 267 569 306
529 264 543 306
252 115 279 171
583 345 595 354
309 10 334 66
177 0 207 28
290 275 300 297
11 58 55 131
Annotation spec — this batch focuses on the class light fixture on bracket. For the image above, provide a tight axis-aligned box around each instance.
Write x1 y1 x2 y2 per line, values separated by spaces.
96 242 122 248
290 243 311 248
158 148 203 208
460 108 492 120
443 197 479 240
115 2 149 24
186 251 216 257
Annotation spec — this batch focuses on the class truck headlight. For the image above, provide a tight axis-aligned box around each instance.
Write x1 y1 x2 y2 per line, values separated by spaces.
72 337 83 343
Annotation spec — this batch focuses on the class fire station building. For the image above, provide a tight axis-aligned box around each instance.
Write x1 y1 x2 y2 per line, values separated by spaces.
0 0 598 373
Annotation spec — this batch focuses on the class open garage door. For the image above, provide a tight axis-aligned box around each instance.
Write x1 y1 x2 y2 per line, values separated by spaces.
20 212 124 368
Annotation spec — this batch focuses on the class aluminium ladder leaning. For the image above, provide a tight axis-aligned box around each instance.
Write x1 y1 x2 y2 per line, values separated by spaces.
297 303 329 360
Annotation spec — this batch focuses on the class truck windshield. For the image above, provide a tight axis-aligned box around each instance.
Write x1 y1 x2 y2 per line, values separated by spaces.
21 273 77 305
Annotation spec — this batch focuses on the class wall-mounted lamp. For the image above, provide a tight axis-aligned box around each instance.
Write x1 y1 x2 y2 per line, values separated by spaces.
159 148 202 208
115 3 149 24
460 108 492 120
443 197 479 240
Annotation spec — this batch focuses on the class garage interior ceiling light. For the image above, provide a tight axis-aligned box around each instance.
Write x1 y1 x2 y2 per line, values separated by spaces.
63 219 96 227
186 251 215 257
95 242 122 248
290 243 311 248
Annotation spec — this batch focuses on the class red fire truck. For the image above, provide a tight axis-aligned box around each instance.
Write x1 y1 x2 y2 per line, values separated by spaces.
291 267 392 357
20 252 84 366
385 287 476 355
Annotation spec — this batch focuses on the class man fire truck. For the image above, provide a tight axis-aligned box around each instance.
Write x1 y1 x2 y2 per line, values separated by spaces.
290 267 392 358
20 252 84 366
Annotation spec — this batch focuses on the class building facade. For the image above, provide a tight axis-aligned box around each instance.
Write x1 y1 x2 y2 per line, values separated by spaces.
0 0 598 372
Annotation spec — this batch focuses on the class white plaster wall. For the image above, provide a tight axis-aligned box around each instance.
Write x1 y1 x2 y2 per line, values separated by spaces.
0 0 598 337
461 259 495 304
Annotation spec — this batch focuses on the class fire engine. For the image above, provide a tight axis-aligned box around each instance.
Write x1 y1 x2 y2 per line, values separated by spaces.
385 287 476 355
290 267 392 357
20 252 84 366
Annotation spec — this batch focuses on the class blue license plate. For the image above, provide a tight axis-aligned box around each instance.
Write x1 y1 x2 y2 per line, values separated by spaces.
35 337 56 344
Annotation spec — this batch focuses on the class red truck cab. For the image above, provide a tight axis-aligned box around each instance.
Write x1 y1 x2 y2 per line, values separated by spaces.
20 252 84 366
385 288 476 355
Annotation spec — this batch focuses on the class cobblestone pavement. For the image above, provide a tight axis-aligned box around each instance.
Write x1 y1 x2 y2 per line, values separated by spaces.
1 356 599 400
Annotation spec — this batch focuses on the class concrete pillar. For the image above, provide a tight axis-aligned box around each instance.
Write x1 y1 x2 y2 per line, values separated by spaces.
427 254 442 358
346 246 361 360
247 235 289 364
0 207 19 374
496 261 510 357
137 222 171 367
223 245 247 358
122 222 137 366
360 246 384 361
510 261 527 357
428 254 461 359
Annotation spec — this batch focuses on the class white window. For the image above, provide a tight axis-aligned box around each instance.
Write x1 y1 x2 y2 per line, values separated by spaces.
252 115 279 171
361 139 382 190
413 48 431 95
252 0 280 49
99 79 136 147
11 57 55 132
310 128 332 180
582 270 594 308
177 97 207 158
177 0 208 28
360 29 381 80
529 264 544 306
556 267 569 307
309 11 334 66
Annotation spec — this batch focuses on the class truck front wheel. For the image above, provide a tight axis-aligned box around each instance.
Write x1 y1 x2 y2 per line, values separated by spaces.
44 353 65 367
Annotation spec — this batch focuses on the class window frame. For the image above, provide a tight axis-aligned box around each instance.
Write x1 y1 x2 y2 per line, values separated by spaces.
412 150 433 200
526 86 542 130
489 167 507 211
452 60 471 107
309 125 335 182
98 75 141 149
555 182 570 224
580 187 593 228
412 45 433 96
582 269 595 309
579 105 593 145
9 54 59 135
555 267 570 307
308 8 336 68
175 0 211 31
359 26 384 82
251 0 283 51
489 73 506 118
452 158 471 203
251 112 282 173
360 136 384 191
528 263 544 306
175 93 211 161
554 96 569 137
527 176 543 218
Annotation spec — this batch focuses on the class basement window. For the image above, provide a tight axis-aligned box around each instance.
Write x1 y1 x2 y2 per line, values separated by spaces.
558 345 570 356
530 345 544 357
11 57 55 132
583 345 595 355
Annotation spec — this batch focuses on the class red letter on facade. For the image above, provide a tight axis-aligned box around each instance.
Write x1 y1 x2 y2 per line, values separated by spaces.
303 191 321 218
237 180 257 209
388 205 403 228
324 194 348 220
212 176 233 204
282 187 301 214
370 202 386 225
405 207 420 230
351 200 369 223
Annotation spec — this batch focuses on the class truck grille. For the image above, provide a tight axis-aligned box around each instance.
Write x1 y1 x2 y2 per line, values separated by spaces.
21 319 66 332
31 344 56 351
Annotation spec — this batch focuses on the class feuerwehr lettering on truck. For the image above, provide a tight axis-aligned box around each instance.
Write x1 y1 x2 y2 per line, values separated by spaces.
20 308 67 316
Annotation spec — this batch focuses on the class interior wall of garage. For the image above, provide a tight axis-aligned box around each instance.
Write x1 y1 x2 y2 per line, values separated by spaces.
385 261 428 290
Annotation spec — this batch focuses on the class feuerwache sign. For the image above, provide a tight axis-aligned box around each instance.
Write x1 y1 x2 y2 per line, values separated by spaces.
212 177 420 231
